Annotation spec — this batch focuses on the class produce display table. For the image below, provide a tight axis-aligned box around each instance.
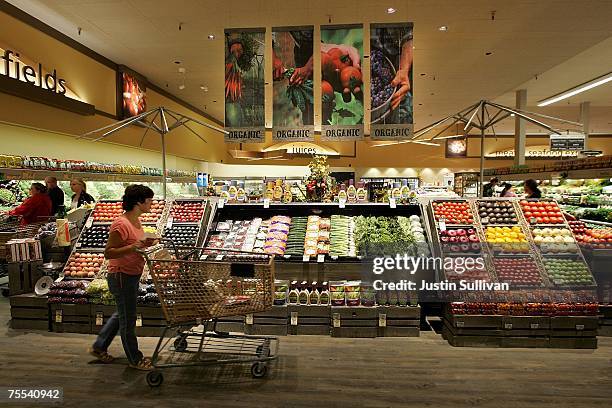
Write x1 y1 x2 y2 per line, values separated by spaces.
9 293 49 331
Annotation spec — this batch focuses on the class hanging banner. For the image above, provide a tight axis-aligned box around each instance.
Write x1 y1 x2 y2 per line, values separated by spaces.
272 26 314 141
320 25 364 141
370 23 414 141
224 28 266 143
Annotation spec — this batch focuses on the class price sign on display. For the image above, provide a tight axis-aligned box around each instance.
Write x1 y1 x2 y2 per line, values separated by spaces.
215 255 224 261
290 312 298 326
166 217 173 229
339 199 346 209
218 199 225 208
246 314 254 325
201 254 208 260
378 313 387 327
55 310 62 323
317 254 325 263
389 198 397 208
95 312 103 326
85 217 94 229
439 220 447 231
263 198 270 208
332 313 341 328
302 255 310 263
136 314 143 327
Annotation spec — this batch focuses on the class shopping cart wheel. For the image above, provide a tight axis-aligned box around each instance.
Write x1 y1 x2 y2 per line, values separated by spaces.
251 363 267 378
173 335 188 352
146 371 164 387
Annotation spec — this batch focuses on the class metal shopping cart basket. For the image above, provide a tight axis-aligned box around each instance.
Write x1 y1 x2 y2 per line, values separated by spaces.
140 246 279 387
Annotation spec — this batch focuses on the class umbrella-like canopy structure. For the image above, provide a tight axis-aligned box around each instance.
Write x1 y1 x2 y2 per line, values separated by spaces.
78 107 227 198
385 100 583 196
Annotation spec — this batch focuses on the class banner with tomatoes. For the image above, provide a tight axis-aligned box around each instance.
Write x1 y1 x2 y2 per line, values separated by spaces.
224 29 266 143
370 23 414 141
272 26 314 141
320 25 364 141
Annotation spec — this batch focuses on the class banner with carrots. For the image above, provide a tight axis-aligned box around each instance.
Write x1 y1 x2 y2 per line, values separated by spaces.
370 23 414 141
224 28 266 143
320 25 364 141
272 26 314 141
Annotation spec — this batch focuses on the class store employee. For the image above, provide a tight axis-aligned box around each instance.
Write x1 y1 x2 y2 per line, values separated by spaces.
45 176 64 216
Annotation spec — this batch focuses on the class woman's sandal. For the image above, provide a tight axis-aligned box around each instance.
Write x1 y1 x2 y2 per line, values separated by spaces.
88 347 115 364
129 357 153 371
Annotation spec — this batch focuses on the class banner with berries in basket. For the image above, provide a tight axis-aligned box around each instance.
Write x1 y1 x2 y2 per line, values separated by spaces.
320 24 364 141
369 23 414 141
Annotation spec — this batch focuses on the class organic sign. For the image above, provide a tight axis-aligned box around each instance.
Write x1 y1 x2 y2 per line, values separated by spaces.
272 26 314 141
369 23 414 141
224 29 266 143
320 25 364 141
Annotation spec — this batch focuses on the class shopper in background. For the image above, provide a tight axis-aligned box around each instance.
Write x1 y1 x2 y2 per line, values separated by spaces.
90 185 157 371
483 177 499 197
45 176 65 216
70 178 95 209
524 179 542 199
4 182 52 225
500 183 517 197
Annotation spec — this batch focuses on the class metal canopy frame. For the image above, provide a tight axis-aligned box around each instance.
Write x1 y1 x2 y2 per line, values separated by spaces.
78 107 228 198
407 100 583 196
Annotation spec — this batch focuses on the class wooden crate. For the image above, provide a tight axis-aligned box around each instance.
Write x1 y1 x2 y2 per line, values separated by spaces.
377 306 420 337
135 305 167 337
50 303 91 334
442 321 549 348
9 293 49 331
90 304 117 334
288 305 330 335
549 337 598 349
331 307 378 338
8 261 43 296
245 306 288 336
444 313 504 330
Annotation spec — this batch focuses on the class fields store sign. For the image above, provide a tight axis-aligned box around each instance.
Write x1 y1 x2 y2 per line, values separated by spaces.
1 49 67 94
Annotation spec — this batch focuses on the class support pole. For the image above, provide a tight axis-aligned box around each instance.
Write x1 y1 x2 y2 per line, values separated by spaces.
479 104 486 197
161 132 167 199
514 89 527 166
580 101 590 150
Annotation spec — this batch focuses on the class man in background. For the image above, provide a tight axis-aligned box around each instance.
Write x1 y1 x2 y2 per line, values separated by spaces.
45 176 65 216
483 177 499 197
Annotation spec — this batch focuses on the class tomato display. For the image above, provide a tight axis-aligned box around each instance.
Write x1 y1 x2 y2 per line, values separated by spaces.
519 200 564 224
493 257 542 287
433 201 473 224
170 201 205 223
568 220 612 248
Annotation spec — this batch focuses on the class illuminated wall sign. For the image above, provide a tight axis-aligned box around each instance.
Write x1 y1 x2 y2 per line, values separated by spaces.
1 49 67 94
486 148 578 160
264 142 339 156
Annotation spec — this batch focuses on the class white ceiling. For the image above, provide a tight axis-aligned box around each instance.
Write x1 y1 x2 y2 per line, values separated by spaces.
7 0 612 133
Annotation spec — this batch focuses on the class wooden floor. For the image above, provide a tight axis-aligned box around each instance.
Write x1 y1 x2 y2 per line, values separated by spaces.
1 297 611 408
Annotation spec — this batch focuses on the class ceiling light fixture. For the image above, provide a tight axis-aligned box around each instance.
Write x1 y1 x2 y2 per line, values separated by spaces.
178 84 185 90
200 85 208 91
387 7 396 14
537 72 612 107
485 51 493 56
438 25 448 31
208 34 215 40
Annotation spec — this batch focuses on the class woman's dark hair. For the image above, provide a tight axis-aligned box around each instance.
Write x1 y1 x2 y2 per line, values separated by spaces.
31 182 47 194
524 179 539 192
122 184 154 211
501 182 512 196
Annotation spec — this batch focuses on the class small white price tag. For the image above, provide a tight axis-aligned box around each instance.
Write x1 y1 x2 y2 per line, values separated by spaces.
201 254 208 260
331 255 339 260
55 309 63 323
263 198 270 209
332 313 341 328
504 323 513 330
136 314 143 327
439 220 447 231
456 321 465 328
215 254 224 261
290 311 298 326
530 323 540 330
166 217 173 229
245 314 254 325
302 254 310 262
379 313 387 327
576 324 585 331
339 199 346 209
96 312 103 326
218 199 225 208
389 198 397 208
85 217 94 229
317 254 325 263
76 243 82 248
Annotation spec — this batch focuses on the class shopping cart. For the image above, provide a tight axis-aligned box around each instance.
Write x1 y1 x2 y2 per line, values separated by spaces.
140 246 279 387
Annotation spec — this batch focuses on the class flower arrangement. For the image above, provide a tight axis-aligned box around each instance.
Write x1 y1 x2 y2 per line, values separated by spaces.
305 155 333 202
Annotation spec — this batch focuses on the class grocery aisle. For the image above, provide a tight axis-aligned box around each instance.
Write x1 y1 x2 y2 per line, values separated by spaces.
1 297 610 408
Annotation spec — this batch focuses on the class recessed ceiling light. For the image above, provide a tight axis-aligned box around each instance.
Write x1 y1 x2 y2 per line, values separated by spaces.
178 84 185 90
173 60 181 64
208 34 215 40
485 51 493 56
438 25 448 31
420 73 427 76
387 7 396 14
